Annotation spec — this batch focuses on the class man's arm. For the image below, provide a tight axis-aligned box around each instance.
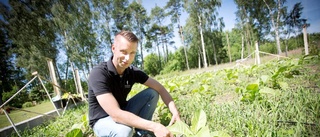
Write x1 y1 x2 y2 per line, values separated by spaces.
96 93 171 136
143 77 181 126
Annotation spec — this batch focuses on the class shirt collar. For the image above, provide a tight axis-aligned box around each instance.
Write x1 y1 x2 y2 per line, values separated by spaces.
107 56 129 76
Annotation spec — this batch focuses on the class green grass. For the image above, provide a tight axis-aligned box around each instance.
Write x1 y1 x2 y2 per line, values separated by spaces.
0 101 55 128
6 49 320 136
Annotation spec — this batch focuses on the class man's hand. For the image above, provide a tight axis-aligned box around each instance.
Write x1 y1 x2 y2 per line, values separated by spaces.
152 123 173 137
168 113 181 126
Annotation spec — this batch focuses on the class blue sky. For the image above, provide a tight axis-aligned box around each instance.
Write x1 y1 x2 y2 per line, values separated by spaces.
141 0 320 33
140 0 320 49
1 0 319 46
1 0 318 32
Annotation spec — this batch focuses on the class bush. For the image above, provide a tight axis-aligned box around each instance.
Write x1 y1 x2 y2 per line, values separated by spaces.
2 85 29 108
22 102 33 108
161 60 182 74
144 53 162 76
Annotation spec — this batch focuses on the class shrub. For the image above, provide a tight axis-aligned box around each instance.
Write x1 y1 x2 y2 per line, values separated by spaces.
22 102 33 108
2 86 29 108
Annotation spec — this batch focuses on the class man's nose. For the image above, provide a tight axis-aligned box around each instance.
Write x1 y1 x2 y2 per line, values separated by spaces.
124 54 130 60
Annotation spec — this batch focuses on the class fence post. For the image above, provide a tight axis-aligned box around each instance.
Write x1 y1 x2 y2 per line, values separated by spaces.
46 58 61 98
75 69 85 101
303 25 309 55
255 41 260 65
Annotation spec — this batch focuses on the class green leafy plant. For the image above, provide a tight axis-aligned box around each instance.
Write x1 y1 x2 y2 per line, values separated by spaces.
236 83 262 102
65 114 91 137
65 129 83 137
167 109 230 137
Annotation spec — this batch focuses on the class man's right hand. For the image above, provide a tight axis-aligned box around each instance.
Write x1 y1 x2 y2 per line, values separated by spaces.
152 123 173 137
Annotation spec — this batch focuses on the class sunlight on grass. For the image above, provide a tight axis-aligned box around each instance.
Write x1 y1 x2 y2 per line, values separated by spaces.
0 101 55 128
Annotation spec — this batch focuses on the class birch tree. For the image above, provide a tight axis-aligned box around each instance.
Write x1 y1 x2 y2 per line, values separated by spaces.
263 0 287 55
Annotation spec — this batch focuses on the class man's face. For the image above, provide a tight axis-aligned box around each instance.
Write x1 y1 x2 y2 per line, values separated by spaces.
112 35 137 71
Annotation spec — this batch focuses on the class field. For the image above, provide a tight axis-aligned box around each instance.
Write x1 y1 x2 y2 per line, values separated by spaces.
0 101 55 128
5 51 320 137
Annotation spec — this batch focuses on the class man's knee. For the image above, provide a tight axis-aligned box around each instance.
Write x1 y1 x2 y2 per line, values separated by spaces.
93 117 134 137
112 126 134 137
146 88 159 101
94 125 133 137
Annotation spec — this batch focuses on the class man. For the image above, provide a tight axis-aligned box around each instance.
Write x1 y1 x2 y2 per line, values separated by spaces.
88 31 180 137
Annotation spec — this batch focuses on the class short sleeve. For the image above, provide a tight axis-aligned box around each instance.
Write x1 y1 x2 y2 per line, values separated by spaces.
88 66 111 96
132 66 149 84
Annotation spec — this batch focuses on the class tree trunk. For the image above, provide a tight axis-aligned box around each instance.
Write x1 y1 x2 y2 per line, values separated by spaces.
199 23 207 68
285 39 288 57
165 41 169 62
198 51 201 69
275 28 282 54
263 0 282 54
212 42 218 65
303 25 309 55
226 32 232 63
139 40 144 69
162 38 166 63
64 56 69 89
196 6 207 68
241 34 244 59
179 25 189 70
156 39 162 70
245 25 251 57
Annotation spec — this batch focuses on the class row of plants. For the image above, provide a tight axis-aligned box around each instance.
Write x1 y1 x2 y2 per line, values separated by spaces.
9 54 320 136
133 54 320 136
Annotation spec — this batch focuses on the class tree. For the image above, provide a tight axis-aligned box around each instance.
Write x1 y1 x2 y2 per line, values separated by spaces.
165 0 190 70
3 0 58 81
226 32 232 63
111 0 131 32
92 0 113 46
285 2 307 56
235 0 269 57
263 0 287 55
202 0 223 65
183 7 202 68
0 4 17 104
184 0 223 67
52 0 100 82
235 0 275 52
150 5 168 62
194 0 207 68
128 1 150 69
146 24 163 70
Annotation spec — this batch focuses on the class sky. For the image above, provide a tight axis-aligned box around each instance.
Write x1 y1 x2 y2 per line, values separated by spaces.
140 0 320 49
1 0 318 33
1 0 319 47
141 0 320 32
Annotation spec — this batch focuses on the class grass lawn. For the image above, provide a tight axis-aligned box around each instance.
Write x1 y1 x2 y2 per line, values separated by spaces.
0 101 55 129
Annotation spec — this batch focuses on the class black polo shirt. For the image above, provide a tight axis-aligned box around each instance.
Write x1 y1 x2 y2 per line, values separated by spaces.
88 58 149 128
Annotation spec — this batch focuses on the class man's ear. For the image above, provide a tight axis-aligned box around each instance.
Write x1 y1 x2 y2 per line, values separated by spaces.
111 44 115 52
